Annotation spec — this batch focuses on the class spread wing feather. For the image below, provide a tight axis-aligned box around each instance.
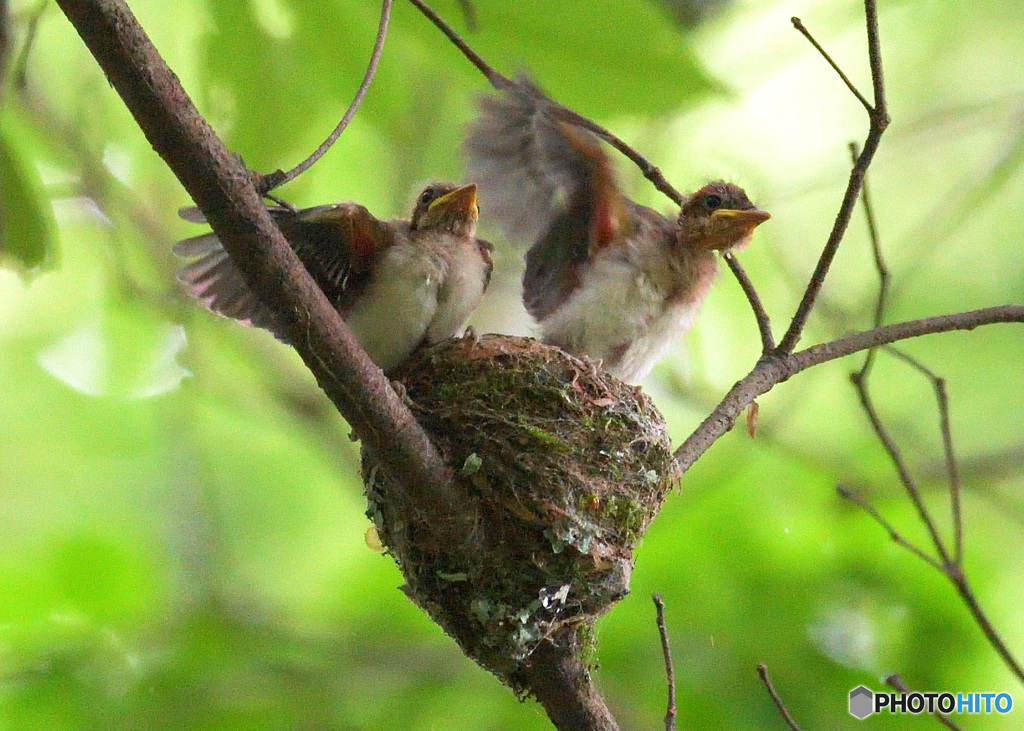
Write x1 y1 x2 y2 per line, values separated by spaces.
174 203 394 340
464 75 630 321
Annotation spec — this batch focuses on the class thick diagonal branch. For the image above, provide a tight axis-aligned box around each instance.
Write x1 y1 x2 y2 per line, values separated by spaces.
54 0 456 512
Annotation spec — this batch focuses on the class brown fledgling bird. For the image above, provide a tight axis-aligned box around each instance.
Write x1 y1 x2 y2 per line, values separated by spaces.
174 183 493 372
464 76 769 383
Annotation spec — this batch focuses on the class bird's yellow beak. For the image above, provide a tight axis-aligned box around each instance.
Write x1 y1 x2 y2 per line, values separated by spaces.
428 183 479 221
705 207 771 250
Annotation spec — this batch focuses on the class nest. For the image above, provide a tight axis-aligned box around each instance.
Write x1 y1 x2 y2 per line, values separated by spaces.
362 335 677 691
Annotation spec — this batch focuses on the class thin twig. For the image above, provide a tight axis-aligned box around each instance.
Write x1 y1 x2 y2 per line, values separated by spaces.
756 664 802 731
652 595 676 731
885 674 964 731
405 0 684 205
405 0 509 88
856 137 966 565
790 17 872 113
262 0 393 192
946 569 1024 683
849 140 888 375
850 371 952 564
837 485 943 571
879 348 964 564
848 365 1024 683
935 380 964 564
778 2 890 353
724 252 774 354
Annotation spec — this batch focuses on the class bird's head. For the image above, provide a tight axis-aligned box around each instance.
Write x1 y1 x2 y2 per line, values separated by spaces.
677 182 770 252
410 182 480 237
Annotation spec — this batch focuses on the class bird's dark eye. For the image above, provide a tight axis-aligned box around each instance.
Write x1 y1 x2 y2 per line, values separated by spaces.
419 188 441 206
703 194 723 210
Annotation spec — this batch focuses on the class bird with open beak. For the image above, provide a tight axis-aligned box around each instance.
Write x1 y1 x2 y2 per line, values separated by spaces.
174 183 493 372
464 76 769 383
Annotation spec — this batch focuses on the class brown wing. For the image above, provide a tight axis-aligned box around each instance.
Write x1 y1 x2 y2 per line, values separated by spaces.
464 75 627 246
174 203 395 340
463 74 629 321
279 203 395 313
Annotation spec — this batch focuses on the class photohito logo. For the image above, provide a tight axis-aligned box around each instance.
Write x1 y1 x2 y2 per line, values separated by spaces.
849 685 1013 719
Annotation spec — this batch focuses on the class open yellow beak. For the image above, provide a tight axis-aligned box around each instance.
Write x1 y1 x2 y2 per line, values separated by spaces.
429 183 479 221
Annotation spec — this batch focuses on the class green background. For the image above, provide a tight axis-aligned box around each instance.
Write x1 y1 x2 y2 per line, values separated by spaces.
1 0 1022 727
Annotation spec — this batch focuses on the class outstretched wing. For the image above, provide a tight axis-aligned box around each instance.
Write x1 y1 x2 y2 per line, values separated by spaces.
174 203 395 340
463 75 629 321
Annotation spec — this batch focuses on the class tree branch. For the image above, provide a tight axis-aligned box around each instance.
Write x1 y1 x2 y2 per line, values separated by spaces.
837 485 943 571
724 252 775 354
778 4 890 353
516 642 620 731
845 355 1024 684
54 0 457 514
674 305 1024 470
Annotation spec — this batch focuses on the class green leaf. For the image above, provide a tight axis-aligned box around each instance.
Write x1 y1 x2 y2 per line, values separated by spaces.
0 122 58 275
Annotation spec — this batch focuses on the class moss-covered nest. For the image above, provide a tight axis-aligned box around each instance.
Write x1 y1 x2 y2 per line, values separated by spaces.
362 334 677 691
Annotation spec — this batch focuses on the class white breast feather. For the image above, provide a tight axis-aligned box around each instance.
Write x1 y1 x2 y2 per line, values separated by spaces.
345 244 439 371
427 241 489 345
539 254 709 383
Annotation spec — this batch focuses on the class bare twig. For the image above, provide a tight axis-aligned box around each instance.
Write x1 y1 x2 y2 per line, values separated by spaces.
790 17 872 113
947 568 1024 683
405 0 509 88
849 140 887 374
261 0 393 192
724 252 774 354
652 595 677 731
847 375 1024 684
885 674 964 730
935 378 964 564
850 371 952 563
778 4 890 353
756 664 802 731
840 120 1022 685
837 485 943 570
54 0 457 516
879 349 964 563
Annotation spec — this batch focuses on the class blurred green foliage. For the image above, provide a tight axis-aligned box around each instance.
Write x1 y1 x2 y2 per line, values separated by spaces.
0 0 1022 728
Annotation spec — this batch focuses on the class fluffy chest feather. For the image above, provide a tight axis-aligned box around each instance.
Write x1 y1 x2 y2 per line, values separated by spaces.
344 242 444 372
540 246 718 383
426 236 491 345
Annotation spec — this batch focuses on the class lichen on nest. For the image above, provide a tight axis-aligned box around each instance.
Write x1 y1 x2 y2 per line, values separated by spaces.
362 334 677 691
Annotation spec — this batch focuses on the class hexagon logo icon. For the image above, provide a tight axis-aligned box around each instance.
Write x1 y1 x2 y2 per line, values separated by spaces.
849 685 874 719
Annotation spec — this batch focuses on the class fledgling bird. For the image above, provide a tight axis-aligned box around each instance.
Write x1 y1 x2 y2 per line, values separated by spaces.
174 183 493 372
463 76 769 383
